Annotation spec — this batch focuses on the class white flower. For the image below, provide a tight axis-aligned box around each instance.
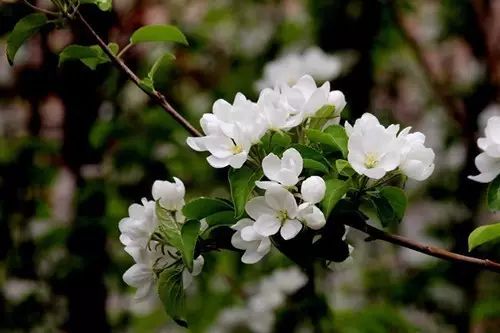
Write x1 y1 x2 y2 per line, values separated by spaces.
397 127 435 181
256 148 303 190
152 177 185 211
300 176 326 204
248 187 303 240
187 94 264 169
231 219 272 264
182 255 204 288
119 198 156 248
256 47 342 90
257 88 298 131
469 116 500 183
281 75 346 126
347 113 401 179
122 247 162 301
297 203 326 230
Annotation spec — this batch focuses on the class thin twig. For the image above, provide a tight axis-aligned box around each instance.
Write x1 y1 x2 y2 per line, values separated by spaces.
70 10 202 137
389 1 466 126
24 0 60 16
345 220 500 274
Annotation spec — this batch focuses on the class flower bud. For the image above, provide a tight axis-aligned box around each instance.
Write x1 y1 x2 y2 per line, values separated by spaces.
152 177 185 211
301 176 326 204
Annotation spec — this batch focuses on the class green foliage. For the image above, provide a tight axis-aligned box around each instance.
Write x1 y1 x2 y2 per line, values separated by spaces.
81 0 113 11
306 125 348 157
140 53 176 91
156 202 199 271
336 159 355 176
488 176 500 211
290 144 332 170
59 43 118 70
369 186 407 228
157 265 187 327
303 158 329 174
130 25 188 45
7 13 48 65
468 222 500 251
204 211 237 228
309 105 335 129
229 166 263 217
182 197 233 220
322 179 351 217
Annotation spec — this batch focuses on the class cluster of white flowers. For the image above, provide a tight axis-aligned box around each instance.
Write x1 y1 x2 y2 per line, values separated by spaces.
346 113 435 181
469 116 500 183
256 47 343 90
119 178 204 301
209 267 307 333
187 75 346 169
231 148 327 264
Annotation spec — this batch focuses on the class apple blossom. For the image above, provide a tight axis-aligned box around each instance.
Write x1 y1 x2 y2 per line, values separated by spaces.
152 177 185 211
397 127 435 181
255 148 303 190
119 198 156 248
469 116 500 183
300 176 326 204
297 203 326 230
231 218 272 264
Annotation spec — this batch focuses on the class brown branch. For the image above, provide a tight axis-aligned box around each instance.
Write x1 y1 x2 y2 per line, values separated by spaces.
345 220 500 274
389 1 466 126
72 11 202 137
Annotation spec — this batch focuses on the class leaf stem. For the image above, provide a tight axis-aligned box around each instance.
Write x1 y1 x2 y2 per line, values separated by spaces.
117 42 133 59
24 0 60 16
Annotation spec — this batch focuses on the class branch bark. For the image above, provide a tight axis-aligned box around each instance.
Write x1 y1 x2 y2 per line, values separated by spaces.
72 11 202 137
345 220 500 274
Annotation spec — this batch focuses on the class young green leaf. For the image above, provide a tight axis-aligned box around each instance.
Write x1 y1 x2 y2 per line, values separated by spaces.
204 210 237 228
181 220 200 272
309 105 335 129
369 186 407 227
81 0 113 11
59 44 111 70
130 25 188 45
488 175 500 211
303 159 329 174
182 197 233 220
139 53 176 91
305 125 348 157
157 265 187 327
7 13 48 65
468 222 500 251
335 159 355 177
290 144 332 169
322 179 350 217
229 166 263 217
156 203 201 271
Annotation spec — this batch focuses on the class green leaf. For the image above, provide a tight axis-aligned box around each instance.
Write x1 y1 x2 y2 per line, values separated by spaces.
81 0 113 11
59 44 112 70
306 125 348 157
309 105 335 129
229 166 263 217
7 13 48 65
335 159 355 177
468 222 500 251
182 197 233 220
204 210 237 228
130 25 188 45
157 265 188 327
370 186 407 227
181 220 200 272
488 176 500 211
156 202 200 270
290 144 332 169
139 53 176 91
322 179 350 217
304 159 329 174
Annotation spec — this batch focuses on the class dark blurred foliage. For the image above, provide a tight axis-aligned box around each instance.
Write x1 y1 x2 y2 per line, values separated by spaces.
1 0 500 332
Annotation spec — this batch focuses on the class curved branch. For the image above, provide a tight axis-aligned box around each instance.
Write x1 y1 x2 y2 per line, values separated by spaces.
345 220 500 274
71 11 202 137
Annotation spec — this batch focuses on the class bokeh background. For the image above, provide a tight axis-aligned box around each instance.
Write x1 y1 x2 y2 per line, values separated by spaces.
1 0 500 332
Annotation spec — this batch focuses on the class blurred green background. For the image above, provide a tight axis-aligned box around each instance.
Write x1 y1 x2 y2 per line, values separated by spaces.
1 0 500 332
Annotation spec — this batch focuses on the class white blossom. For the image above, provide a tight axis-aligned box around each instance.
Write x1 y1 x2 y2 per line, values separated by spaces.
397 127 435 181
300 176 326 204
119 198 156 248
182 255 205 288
256 148 303 190
231 219 272 264
469 116 500 183
297 203 326 230
248 187 303 240
346 113 401 179
122 246 163 301
256 47 342 90
152 177 185 211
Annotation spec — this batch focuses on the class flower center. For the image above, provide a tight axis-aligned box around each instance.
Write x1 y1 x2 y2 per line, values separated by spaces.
232 144 243 154
277 210 288 223
364 153 379 169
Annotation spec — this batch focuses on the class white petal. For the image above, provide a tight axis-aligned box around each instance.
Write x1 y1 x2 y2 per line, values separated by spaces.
246 197 274 220
280 219 302 240
206 155 231 168
254 215 281 236
262 153 281 181
301 176 326 204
